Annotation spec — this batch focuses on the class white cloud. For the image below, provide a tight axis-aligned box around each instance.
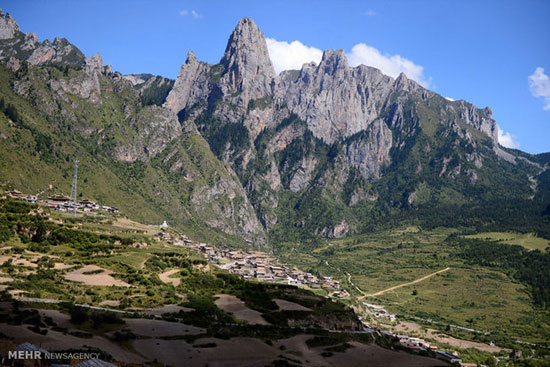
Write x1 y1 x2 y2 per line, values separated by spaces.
266 38 323 75
529 67 550 111
445 97 455 101
266 38 432 88
347 43 432 88
364 9 377 16
498 126 520 149
179 9 202 19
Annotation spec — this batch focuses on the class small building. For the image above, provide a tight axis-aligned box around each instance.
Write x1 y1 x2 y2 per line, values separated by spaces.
79 199 97 208
8 190 24 198
25 195 38 203
436 351 462 364
287 276 299 285
48 195 70 204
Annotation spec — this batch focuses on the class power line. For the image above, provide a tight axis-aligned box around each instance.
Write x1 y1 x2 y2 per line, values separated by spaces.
70 159 79 216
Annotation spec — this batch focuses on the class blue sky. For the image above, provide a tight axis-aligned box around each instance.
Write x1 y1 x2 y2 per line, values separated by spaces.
3 0 549 153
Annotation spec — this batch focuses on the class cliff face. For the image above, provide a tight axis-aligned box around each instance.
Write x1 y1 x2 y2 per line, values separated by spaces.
0 12 544 245
164 17 539 241
0 10 85 69
278 50 394 143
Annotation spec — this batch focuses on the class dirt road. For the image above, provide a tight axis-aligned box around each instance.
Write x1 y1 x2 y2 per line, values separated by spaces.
359 267 450 299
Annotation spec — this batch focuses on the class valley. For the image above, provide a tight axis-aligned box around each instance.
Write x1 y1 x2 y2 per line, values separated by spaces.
0 8 548 367
276 227 550 350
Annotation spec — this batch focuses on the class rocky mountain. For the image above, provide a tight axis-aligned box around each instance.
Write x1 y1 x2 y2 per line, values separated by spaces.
0 11 267 247
0 12 548 247
0 10 85 70
165 17 548 241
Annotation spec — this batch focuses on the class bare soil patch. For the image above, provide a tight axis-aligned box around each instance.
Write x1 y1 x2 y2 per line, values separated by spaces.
0 255 37 268
99 300 120 307
64 265 129 287
113 217 158 235
214 294 269 325
159 269 181 287
134 337 278 367
0 275 13 283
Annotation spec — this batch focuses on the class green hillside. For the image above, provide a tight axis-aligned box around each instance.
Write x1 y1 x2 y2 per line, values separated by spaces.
0 63 265 247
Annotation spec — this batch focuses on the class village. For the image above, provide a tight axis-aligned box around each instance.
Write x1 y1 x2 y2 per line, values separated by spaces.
158 233 480 366
158 230 348 296
2 189 483 366
7 190 119 214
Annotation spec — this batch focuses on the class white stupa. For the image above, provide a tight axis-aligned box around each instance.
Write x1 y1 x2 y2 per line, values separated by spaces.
160 220 168 229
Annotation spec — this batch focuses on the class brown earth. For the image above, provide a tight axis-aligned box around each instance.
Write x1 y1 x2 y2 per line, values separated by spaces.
214 294 269 325
158 269 181 287
64 265 130 287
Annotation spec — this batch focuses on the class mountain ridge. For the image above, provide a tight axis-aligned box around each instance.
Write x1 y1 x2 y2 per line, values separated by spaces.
163 17 548 241
0 12 548 247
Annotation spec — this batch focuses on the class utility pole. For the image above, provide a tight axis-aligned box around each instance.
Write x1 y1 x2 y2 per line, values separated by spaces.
70 160 79 216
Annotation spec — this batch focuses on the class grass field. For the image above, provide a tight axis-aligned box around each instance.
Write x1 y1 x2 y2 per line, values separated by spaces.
275 226 550 346
373 266 549 344
465 232 550 251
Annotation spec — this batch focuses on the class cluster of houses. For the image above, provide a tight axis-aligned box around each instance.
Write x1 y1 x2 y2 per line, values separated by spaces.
397 334 437 351
158 232 342 291
46 195 119 214
6 190 119 214
380 328 472 366
363 302 397 322
6 190 38 203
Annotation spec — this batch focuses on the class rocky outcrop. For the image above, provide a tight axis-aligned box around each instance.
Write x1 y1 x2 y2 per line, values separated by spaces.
278 51 394 143
165 51 211 116
455 102 498 144
344 120 393 181
0 10 20 40
0 11 84 68
218 18 275 110
122 73 155 86
318 220 349 238
5 55 19 72
112 105 181 162
45 53 102 103
2 12 534 246
289 156 318 192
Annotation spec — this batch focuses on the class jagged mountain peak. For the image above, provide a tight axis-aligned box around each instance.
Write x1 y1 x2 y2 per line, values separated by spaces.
392 71 420 92
219 17 275 99
0 11 85 69
220 17 274 71
0 9 21 39
0 9 546 249
186 50 198 65
318 49 349 74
